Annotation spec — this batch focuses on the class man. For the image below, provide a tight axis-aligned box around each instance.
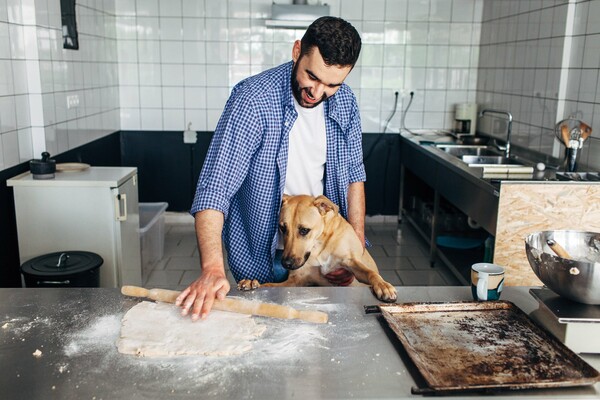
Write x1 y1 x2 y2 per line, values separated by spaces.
176 16 365 320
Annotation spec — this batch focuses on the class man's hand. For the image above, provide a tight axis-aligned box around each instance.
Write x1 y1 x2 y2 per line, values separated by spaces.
325 268 355 286
175 269 230 321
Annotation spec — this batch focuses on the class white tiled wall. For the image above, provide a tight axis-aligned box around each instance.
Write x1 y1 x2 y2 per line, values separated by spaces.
116 0 484 133
2 0 600 173
0 0 119 170
477 0 600 170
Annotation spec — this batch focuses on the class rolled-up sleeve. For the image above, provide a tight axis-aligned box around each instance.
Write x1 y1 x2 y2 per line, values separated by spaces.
190 87 261 219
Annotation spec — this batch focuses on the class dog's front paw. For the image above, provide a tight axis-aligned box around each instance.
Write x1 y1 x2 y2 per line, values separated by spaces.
237 279 260 291
372 281 397 303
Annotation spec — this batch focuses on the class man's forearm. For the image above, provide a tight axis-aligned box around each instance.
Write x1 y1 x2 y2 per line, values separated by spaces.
194 209 226 273
347 181 366 246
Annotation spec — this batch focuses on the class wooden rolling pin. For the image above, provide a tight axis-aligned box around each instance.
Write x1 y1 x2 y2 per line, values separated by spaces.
121 286 328 324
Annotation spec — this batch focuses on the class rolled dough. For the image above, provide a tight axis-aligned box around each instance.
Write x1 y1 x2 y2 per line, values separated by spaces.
116 301 267 357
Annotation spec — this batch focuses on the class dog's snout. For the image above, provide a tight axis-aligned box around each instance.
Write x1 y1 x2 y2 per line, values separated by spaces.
281 257 295 270
281 253 310 270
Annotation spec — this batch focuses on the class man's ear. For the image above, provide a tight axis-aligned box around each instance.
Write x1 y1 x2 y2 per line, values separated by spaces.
291 40 301 63
313 195 339 216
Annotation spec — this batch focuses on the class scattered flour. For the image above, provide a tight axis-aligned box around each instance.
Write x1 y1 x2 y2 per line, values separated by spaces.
1 316 52 336
56 293 374 396
64 314 122 357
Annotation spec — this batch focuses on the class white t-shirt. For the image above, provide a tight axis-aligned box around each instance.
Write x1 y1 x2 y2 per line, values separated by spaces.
277 98 327 250
284 98 327 196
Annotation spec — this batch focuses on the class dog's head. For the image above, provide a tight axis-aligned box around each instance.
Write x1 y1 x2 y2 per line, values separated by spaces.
279 194 339 270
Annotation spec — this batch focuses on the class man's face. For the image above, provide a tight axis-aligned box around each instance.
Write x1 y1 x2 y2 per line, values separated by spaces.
291 41 353 108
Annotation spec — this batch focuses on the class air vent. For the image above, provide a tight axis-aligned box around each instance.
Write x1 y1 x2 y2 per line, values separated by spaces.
265 2 330 29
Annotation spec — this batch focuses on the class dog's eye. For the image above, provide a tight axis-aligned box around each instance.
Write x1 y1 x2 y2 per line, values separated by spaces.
299 227 310 236
279 224 287 234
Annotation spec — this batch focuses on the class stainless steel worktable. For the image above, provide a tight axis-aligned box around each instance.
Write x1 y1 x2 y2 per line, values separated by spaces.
1 286 599 399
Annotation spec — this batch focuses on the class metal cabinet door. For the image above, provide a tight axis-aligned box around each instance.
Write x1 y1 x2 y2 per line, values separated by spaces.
112 175 142 286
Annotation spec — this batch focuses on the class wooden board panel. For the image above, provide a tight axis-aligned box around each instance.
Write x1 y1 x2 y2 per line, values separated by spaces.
495 183 600 286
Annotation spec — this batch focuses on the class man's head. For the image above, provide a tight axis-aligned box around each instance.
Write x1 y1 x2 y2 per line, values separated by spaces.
291 17 362 108
300 16 362 67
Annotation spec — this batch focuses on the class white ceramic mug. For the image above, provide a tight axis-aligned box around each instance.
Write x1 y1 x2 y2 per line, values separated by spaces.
471 263 505 301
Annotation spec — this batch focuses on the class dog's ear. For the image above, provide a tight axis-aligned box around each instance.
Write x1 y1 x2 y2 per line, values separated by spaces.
281 194 290 205
313 195 339 216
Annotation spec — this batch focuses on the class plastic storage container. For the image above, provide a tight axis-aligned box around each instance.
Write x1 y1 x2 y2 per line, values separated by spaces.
138 202 168 275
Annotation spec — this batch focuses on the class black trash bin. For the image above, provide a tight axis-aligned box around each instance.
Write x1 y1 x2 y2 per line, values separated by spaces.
21 251 103 288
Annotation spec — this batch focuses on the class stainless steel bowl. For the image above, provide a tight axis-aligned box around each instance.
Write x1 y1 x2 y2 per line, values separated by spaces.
525 230 600 304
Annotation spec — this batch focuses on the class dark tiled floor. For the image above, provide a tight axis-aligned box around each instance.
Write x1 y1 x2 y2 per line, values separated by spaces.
143 214 461 290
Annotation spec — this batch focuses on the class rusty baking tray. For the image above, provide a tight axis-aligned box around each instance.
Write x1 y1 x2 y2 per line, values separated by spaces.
379 301 600 395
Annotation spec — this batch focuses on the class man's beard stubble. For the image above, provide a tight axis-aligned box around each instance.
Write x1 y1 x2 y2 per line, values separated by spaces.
291 60 327 109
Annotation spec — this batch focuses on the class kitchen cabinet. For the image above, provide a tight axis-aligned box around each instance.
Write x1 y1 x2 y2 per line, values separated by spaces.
7 167 142 288
399 135 496 284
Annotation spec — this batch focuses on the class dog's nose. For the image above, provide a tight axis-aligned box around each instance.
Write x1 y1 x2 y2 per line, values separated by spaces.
281 257 294 270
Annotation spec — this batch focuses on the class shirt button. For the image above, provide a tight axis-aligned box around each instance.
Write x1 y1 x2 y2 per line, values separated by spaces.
285 121 289 127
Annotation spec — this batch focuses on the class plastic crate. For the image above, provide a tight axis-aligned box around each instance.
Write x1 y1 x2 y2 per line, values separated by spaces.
138 202 168 273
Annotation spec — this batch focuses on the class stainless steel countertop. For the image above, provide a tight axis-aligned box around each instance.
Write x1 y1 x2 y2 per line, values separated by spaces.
1 286 599 399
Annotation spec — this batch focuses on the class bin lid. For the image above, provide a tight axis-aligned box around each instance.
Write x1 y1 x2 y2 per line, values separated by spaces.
21 251 103 277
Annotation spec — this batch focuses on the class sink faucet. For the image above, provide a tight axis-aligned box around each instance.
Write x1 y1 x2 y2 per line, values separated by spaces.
479 109 513 158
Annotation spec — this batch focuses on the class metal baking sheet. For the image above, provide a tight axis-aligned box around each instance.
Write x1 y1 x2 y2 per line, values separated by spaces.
380 301 600 394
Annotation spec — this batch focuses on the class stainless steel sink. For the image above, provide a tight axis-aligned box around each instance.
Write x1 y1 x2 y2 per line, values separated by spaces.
461 155 523 165
435 144 501 157
432 143 533 172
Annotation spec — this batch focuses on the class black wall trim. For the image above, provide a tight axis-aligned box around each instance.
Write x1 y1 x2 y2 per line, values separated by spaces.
1 130 400 288
120 131 213 211
363 133 401 216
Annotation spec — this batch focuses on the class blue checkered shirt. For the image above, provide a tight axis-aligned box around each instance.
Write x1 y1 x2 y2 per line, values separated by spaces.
191 61 366 283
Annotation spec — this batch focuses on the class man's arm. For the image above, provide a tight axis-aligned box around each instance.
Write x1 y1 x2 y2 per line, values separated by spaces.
175 209 231 320
346 181 366 248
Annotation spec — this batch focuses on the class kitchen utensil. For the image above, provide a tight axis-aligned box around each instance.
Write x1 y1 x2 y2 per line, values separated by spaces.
56 162 90 172
379 301 600 394
121 286 328 323
561 124 570 148
546 239 572 259
525 230 600 304
555 118 593 172
555 117 583 145
580 121 592 141
29 152 56 179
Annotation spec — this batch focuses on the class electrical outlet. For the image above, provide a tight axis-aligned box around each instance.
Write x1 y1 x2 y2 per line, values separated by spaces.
66 94 79 109
397 89 414 97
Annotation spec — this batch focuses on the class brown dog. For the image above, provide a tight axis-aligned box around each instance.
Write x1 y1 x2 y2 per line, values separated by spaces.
238 194 397 302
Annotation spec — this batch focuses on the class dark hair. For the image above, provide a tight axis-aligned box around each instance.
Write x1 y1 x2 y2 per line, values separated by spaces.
300 16 361 67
